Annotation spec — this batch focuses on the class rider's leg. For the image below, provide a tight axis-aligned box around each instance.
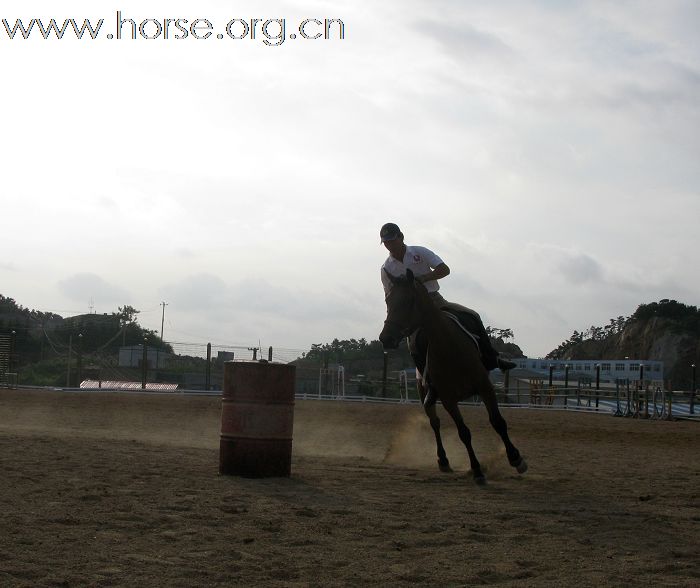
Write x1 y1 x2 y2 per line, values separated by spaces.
429 294 515 371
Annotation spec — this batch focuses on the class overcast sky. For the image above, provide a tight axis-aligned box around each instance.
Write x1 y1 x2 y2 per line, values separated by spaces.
2 0 698 359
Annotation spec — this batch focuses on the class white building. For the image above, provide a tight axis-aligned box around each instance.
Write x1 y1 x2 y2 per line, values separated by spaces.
513 358 664 381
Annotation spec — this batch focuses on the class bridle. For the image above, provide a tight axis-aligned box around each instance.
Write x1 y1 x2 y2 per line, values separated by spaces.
383 279 421 340
382 315 416 340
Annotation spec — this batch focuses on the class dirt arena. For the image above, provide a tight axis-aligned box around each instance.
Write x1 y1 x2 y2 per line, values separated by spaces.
1 389 698 587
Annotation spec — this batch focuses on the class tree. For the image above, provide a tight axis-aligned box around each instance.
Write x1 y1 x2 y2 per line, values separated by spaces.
116 305 140 327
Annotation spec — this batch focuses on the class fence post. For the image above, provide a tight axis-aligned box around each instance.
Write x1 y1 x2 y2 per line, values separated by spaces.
9 330 16 375
66 334 72 388
614 378 622 416
564 365 569 408
691 364 696 415
638 364 647 418
205 343 212 391
382 352 388 398
141 337 148 389
268 346 273 362
576 379 581 407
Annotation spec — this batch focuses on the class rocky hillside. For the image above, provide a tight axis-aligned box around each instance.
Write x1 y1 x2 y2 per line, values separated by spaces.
547 300 700 387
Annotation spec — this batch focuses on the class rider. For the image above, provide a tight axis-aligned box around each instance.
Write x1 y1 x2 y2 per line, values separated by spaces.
380 222 517 373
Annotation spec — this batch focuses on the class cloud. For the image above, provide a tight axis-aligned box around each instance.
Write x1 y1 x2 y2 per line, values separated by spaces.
161 273 375 325
58 273 132 306
159 274 229 311
155 272 383 350
419 19 514 60
0 261 18 272
557 252 604 285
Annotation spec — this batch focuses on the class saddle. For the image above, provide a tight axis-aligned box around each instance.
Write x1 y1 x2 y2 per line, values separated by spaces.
409 307 499 379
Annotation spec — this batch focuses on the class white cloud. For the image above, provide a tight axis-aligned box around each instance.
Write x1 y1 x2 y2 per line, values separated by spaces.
58 273 132 306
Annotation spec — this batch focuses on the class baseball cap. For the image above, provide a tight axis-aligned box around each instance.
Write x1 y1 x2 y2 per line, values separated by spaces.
380 222 402 242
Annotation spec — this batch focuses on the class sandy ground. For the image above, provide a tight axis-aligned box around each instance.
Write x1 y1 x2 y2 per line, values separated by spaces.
0 389 698 587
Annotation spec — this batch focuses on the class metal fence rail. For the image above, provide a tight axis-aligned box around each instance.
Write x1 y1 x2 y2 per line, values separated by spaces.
14 381 698 421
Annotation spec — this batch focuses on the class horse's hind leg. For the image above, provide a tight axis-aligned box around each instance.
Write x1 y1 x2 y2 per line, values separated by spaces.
420 381 451 472
481 386 528 474
442 402 486 484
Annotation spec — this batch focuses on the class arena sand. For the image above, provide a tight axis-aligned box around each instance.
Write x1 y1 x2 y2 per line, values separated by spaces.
0 389 698 587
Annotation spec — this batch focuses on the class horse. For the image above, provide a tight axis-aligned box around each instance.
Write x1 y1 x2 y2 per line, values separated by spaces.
379 269 527 484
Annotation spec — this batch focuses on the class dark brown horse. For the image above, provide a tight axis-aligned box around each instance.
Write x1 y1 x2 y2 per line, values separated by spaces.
379 269 527 484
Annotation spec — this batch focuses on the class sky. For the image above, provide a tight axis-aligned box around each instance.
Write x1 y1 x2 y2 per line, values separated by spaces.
2 0 699 359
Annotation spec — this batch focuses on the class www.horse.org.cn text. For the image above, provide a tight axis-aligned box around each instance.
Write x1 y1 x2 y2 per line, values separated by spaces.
1 12 346 46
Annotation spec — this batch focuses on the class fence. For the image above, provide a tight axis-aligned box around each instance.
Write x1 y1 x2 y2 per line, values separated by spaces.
4 332 699 421
502 377 698 421
0 333 18 389
309 375 693 421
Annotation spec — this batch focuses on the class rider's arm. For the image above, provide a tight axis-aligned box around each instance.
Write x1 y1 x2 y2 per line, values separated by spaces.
417 263 450 283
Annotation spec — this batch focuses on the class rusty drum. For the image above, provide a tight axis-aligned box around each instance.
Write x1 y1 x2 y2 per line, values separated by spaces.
219 361 296 477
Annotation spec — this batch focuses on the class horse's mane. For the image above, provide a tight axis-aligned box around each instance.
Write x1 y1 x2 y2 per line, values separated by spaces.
412 279 483 370
412 280 449 326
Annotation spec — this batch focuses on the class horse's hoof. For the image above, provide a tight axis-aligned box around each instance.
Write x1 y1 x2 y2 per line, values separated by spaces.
512 457 528 474
438 460 453 473
474 474 487 486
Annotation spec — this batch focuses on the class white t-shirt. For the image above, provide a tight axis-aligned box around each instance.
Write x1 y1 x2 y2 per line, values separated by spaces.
381 245 444 296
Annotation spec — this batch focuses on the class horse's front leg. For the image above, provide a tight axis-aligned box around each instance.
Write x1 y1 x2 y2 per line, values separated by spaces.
442 401 486 485
419 380 452 472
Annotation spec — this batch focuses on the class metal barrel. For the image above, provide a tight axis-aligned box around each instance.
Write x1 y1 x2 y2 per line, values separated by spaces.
219 361 296 477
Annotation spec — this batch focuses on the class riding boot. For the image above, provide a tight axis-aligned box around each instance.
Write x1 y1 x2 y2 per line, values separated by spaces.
470 319 516 371
468 316 500 370
432 295 513 372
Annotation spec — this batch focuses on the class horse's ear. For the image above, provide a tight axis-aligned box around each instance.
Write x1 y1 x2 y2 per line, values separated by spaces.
383 267 400 284
406 269 415 284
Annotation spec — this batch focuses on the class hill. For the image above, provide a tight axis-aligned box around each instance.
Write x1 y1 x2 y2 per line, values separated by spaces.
546 299 700 387
1 295 170 386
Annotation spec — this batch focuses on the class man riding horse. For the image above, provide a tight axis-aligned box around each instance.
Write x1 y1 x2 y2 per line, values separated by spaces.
379 222 517 375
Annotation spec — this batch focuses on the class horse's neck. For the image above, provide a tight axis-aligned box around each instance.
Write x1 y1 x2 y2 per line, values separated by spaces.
414 285 447 339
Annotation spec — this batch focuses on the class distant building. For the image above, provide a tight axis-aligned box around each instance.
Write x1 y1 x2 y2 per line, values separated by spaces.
217 351 235 363
119 345 173 369
514 358 664 381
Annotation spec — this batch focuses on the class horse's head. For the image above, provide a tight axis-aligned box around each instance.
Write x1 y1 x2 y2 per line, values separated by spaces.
379 269 421 350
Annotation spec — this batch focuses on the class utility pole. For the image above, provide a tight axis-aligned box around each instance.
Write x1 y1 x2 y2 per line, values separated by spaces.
77 333 83 387
160 301 168 342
